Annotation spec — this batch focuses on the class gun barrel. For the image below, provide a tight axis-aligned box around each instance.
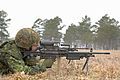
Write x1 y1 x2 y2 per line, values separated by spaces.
68 51 110 54
90 52 110 54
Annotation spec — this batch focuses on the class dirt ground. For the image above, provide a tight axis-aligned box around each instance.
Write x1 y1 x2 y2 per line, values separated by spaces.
0 50 120 80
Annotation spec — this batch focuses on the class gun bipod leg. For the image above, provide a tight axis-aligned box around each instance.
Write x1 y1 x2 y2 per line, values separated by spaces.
82 57 89 76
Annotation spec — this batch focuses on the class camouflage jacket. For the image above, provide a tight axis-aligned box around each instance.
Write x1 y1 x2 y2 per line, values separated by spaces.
0 40 55 75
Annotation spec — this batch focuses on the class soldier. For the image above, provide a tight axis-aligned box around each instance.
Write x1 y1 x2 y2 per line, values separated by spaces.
0 28 55 75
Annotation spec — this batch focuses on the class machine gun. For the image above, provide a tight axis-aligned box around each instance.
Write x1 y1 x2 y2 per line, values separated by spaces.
22 40 110 71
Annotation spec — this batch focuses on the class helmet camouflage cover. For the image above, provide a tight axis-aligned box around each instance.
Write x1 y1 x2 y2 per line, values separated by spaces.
15 28 40 49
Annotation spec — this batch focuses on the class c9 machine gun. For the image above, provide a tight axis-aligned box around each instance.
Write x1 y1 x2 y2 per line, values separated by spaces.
23 40 110 71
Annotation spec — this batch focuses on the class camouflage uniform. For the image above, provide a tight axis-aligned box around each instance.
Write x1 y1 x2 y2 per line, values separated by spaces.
0 28 55 75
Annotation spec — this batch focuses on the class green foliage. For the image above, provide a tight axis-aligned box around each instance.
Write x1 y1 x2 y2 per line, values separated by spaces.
42 16 63 41
64 15 93 47
93 14 120 49
32 18 45 37
64 24 77 44
32 16 63 41
77 15 93 47
0 10 11 43
32 15 120 49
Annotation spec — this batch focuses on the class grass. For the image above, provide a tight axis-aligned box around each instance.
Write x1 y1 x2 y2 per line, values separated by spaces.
0 50 120 80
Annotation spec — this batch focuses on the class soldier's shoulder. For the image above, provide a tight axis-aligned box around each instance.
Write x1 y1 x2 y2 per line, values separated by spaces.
0 40 15 48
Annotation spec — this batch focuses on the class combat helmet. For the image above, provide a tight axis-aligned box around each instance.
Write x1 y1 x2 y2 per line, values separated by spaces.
15 28 40 49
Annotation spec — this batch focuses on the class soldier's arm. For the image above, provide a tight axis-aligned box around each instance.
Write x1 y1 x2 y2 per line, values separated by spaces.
7 55 46 75
1 41 46 75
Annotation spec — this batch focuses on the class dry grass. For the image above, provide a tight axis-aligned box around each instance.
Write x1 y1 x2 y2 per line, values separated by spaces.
0 50 120 80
